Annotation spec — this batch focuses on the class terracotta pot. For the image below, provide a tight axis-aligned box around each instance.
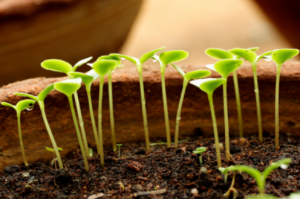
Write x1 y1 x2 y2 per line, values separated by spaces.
0 61 300 171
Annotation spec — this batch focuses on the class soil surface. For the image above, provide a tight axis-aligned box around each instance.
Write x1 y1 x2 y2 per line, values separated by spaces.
1 132 300 199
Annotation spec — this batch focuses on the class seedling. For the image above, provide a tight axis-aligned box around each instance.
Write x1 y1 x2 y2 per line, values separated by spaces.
269 49 299 149
54 78 89 171
41 57 92 157
110 47 166 151
229 48 273 142
116 144 122 158
46 147 63 170
206 59 243 160
92 60 118 166
153 50 189 148
172 64 211 148
219 158 291 198
1 99 36 166
192 147 206 164
14 84 64 169
190 78 226 167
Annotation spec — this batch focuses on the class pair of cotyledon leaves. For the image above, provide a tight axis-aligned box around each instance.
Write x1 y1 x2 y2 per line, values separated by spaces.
192 147 206 155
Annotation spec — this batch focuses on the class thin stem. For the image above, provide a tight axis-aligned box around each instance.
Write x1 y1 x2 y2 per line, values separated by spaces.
223 80 230 160
252 62 263 142
86 87 101 156
233 71 243 138
108 72 117 152
40 103 63 169
98 76 105 167
161 71 171 148
118 146 121 158
68 96 89 172
174 79 188 148
138 70 150 151
17 112 28 166
208 94 222 167
73 91 89 157
199 155 203 164
275 64 282 150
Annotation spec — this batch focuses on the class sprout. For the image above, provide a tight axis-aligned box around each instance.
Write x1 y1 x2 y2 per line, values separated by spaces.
14 84 64 169
110 47 166 151
116 144 122 158
229 48 273 142
269 49 299 149
46 147 63 170
192 147 206 164
190 78 226 167
41 57 92 157
92 60 118 166
206 59 243 160
153 50 189 148
219 158 291 197
54 78 89 171
172 64 211 148
1 99 36 166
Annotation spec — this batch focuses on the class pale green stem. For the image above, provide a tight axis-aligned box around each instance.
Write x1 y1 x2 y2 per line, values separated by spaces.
208 94 222 168
174 79 188 148
86 87 101 156
73 91 89 157
199 155 203 164
275 64 282 150
17 112 28 166
98 76 105 167
233 71 243 138
161 71 171 148
223 80 230 160
40 102 63 169
138 70 150 151
118 146 121 158
108 72 117 152
252 62 263 142
68 96 89 172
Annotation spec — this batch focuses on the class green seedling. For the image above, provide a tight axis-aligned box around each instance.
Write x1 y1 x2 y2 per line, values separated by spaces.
54 78 89 171
192 147 206 164
269 49 299 149
116 144 122 158
190 78 226 167
219 158 291 198
153 50 189 148
68 69 101 156
14 84 64 169
206 59 243 160
92 60 118 166
172 64 211 148
110 47 166 151
41 57 92 157
1 99 36 166
46 147 63 170
229 48 273 142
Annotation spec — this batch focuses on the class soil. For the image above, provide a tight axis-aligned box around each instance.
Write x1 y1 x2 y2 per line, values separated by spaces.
1 132 300 199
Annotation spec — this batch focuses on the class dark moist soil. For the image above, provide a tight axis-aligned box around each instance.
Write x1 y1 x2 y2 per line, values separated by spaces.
1 133 300 199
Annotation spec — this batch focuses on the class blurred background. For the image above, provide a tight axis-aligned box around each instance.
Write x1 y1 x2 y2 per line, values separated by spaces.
0 0 299 86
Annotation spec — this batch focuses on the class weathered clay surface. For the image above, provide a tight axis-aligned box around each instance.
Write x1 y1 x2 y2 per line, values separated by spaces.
1 61 300 171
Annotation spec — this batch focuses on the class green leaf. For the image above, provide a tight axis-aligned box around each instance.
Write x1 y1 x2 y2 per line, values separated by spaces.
159 50 189 66
16 99 36 112
38 84 54 102
205 48 233 59
86 69 100 81
57 147 63 151
1 102 16 111
229 48 257 63
271 49 299 65
45 147 54 152
192 147 206 154
73 56 93 71
248 47 259 52
139 46 166 64
184 70 211 81
109 53 139 66
41 59 73 74
97 55 121 69
92 60 118 77
262 158 291 181
68 72 94 87
13 93 38 102
211 59 243 78
257 50 274 61
190 78 225 95
54 78 82 97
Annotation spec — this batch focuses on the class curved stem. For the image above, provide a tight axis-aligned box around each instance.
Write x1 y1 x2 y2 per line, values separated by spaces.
138 70 150 151
233 71 243 138
98 76 105 167
73 91 89 157
174 79 188 148
17 112 28 166
161 71 171 147
223 80 230 160
40 103 63 169
108 72 117 152
68 96 89 172
275 64 282 150
208 94 222 167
